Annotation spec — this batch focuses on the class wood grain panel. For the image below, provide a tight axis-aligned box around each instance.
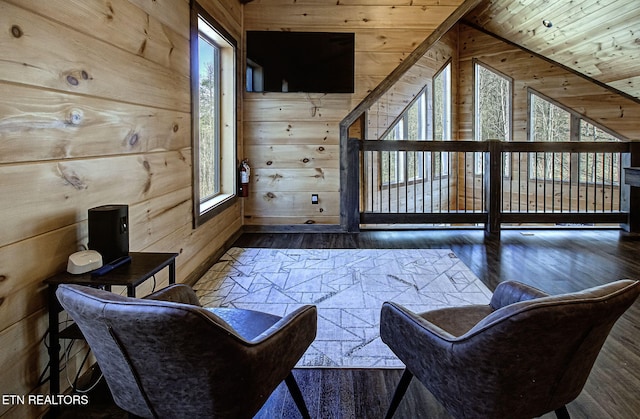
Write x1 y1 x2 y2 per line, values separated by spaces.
157 201 243 282
244 94 352 122
0 150 191 248
250 0 461 5
465 0 640 100
457 24 640 141
0 83 189 164
243 121 339 145
7 0 190 74
0 227 77 327
244 190 340 217
355 29 432 52
245 145 340 169
1 0 243 411
253 168 339 192
0 2 190 111
0 310 50 417
242 215 341 226
244 5 459 30
356 52 408 77
129 187 193 251
127 0 190 39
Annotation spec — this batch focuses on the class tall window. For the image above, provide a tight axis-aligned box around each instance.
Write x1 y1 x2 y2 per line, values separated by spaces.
433 62 451 141
191 4 237 227
433 62 451 176
474 61 512 142
475 61 512 174
380 86 434 184
529 90 623 184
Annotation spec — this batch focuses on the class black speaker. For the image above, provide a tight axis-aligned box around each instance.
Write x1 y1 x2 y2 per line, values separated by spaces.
88 204 129 264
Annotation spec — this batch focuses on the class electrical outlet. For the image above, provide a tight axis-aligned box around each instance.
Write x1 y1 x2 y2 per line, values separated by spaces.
311 194 319 204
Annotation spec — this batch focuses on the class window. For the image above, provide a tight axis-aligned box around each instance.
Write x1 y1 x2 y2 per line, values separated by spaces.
191 3 237 227
474 61 512 174
474 62 511 142
433 62 451 142
528 90 623 184
433 62 451 176
380 86 433 184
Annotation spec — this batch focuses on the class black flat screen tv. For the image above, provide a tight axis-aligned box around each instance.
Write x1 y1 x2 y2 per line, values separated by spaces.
246 31 355 93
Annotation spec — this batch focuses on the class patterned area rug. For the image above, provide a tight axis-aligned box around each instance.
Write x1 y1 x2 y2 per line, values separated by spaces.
193 248 492 368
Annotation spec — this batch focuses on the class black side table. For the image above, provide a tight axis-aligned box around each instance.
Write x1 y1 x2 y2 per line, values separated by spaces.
44 252 178 397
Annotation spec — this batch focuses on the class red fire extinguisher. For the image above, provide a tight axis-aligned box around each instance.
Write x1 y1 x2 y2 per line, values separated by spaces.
239 159 250 197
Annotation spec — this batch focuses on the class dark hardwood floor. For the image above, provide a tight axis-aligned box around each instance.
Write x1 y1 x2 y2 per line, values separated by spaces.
240 228 640 419
58 228 640 418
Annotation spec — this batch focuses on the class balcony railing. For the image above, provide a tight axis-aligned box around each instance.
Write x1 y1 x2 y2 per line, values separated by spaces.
342 138 639 234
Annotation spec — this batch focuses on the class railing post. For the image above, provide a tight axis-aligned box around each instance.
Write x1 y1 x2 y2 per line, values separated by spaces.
340 135 361 232
485 140 501 238
622 141 640 233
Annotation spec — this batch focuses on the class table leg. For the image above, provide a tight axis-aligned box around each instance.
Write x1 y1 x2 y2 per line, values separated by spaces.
169 261 176 284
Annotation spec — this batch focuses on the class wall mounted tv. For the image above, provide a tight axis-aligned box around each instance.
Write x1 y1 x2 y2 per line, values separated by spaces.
246 31 355 93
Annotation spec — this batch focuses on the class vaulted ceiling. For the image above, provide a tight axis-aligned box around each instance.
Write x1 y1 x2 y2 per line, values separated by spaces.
464 0 640 102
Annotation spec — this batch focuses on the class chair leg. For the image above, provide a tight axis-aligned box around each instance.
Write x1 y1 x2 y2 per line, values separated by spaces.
285 372 311 419
555 405 570 419
384 369 414 419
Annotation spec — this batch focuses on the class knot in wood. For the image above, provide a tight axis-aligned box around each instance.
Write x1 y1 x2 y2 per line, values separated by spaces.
302 158 310 163
66 75 79 86
11 25 23 38
318 146 325 152
266 160 273 165
173 123 179 132
67 109 83 125
0 275 6 282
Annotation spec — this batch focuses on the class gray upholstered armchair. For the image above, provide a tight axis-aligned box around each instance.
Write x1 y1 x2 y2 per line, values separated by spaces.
380 279 640 419
56 283 317 419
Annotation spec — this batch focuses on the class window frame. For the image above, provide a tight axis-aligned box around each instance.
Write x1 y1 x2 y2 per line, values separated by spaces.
433 61 452 177
527 88 626 185
378 85 433 186
473 60 513 142
190 3 238 228
473 60 513 176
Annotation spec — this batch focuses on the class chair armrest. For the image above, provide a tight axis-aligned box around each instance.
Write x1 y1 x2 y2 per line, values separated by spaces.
381 302 457 346
144 284 201 306
251 305 317 346
489 280 548 310
380 301 464 397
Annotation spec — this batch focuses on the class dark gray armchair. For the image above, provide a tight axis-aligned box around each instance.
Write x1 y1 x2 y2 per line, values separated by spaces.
380 279 640 419
56 283 317 419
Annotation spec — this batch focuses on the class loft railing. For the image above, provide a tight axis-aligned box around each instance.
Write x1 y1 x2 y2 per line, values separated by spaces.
342 139 639 234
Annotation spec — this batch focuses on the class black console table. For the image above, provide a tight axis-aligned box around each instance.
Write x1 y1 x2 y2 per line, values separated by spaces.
44 252 178 397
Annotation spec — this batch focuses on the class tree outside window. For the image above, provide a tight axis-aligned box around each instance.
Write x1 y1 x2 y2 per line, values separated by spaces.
474 61 512 175
529 91 622 185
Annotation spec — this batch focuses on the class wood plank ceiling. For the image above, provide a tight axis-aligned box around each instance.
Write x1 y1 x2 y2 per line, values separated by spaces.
464 0 640 101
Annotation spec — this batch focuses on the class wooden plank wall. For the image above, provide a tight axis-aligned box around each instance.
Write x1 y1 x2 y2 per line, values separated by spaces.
456 23 640 141
242 0 464 227
0 0 242 417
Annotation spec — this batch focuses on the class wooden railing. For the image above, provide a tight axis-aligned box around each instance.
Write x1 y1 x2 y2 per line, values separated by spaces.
342 138 640 234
